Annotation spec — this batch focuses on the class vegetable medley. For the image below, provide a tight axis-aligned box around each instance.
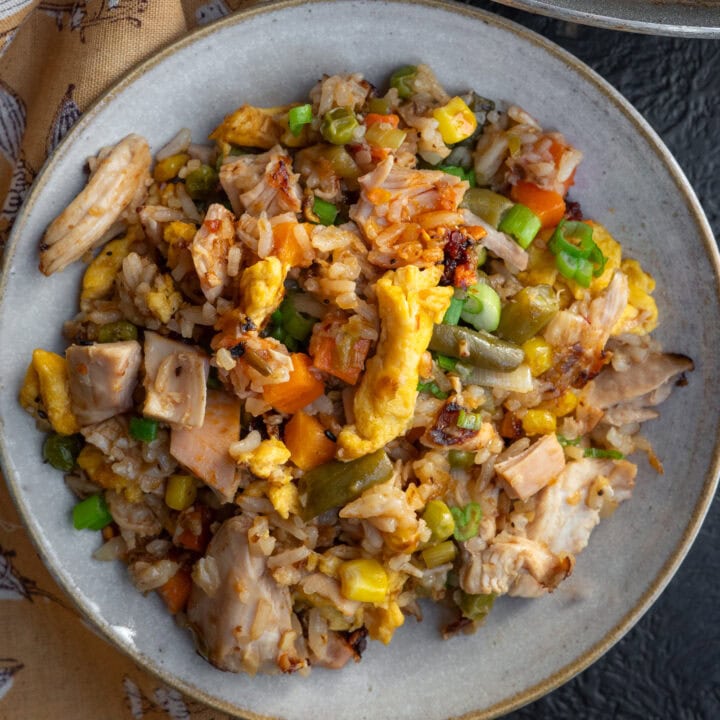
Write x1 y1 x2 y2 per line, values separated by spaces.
22 64 691 675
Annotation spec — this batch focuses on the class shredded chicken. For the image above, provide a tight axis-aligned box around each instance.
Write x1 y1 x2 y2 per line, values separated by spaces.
40 134 150 275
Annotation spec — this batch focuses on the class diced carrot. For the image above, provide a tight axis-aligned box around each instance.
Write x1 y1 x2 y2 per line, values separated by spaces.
369 146 389 163
365 113 400 128
175 506 212 553
284 411 336 470
262 353 325 414
157 568 192 615
272 221 313 268
510 181 566 229
310 331 371 386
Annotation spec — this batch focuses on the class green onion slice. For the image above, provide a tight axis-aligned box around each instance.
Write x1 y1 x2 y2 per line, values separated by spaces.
556 434 581 447
288 104 313 136
312 196 339 226
417 381 449 400
498 203 542 249
451 502 483 542
460 282 501 333
443 296 465 325
456 409 483 431
73 494 113 531
129 417 158 443
584 447 625 460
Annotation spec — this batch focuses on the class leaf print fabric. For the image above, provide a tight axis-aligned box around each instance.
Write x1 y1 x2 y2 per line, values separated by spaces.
0 4 247 717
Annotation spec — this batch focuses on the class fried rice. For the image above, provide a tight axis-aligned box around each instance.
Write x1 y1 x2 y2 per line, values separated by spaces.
21 64 692 676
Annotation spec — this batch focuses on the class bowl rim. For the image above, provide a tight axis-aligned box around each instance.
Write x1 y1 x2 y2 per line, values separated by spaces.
1 1 719 718
488 0 720 39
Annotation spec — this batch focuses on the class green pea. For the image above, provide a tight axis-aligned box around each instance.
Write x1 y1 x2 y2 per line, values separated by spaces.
97 320 138 343
43 433 83 472
185 164 219 200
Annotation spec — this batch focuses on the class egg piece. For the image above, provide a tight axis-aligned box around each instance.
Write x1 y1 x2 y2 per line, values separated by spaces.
337 265 453 460
239 256 287 327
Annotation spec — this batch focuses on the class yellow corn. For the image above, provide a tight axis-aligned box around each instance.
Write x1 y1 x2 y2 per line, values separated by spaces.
338 558 388 604
31 349 79 435
545 390 578 417
153 153 189 183
433 97 477 145
421 540 457 569
163 221 197 246
81 231 134 302
522 337 554 377
165 474 197 511
522 408 556 436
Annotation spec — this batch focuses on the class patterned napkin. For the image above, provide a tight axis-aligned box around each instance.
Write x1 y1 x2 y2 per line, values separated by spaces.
0 2 250 718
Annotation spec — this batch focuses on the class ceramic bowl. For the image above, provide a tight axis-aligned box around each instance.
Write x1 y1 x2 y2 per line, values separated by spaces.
1 2 719 718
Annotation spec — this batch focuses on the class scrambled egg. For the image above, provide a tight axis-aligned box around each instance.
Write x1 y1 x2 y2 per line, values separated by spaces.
81 229 136 302
612 258 658 335
238 257 287 327
337 265 453 460
232 438 298 518
210 104 310 151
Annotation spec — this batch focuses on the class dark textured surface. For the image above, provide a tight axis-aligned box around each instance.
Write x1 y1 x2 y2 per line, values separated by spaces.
465 2 720 717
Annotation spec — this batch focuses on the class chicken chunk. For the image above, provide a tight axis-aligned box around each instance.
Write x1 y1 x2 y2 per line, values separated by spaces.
170 390 241 503
581 352 693 410
527 457 637 556
143 332 208 428
66 341 142 426
191 203 238 303
219 146 302 217
460 534 571 597
337 266 453 460
187 516 308 675
39 134 151 275
494 434 566 501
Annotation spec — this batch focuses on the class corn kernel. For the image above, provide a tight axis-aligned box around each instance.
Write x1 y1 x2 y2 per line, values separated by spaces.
421 540 457 569
163 221 197 246
522 409 556 436
432 97 477 145
522 337 554 377
153 153 189 183
551 390 578 417
77 445 127 493
165 474 197 511
31 349 79 435
338 558 388 604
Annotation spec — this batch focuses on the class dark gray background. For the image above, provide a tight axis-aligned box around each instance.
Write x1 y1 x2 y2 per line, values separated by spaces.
466 2 719 717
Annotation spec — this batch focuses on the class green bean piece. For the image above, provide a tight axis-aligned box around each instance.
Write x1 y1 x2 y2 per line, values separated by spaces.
495 285 559 345
422 500 455 542
429 324 524 372
321 107 359 145
457 591 495 621
43 433 83 472
185 164 219 200
97 320 138 343
129 417 158 443
460 188 514 228
389 65 418 99
299 449 393 521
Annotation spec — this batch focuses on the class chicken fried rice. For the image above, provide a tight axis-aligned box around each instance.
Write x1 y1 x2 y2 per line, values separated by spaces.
21 65 692 675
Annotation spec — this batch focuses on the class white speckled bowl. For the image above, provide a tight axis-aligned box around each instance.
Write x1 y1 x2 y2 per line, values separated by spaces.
1 2 719 718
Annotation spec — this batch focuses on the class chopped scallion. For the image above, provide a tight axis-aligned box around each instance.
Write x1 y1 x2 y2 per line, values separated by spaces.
456 409 483 431
556 434 581 447
436 354 458 372
129 417 158 443
312 196 339 226
460 282 501 333
288 104 313 136
498 203 542 249
443 296 465 325
584 447 625 460
73 494 113 531
417 381 449 400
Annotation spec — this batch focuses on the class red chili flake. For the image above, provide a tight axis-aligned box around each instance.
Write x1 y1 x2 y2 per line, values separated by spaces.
204 218 221 232
565 199 583 221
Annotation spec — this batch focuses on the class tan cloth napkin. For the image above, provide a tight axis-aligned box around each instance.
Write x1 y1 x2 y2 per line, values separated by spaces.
0 2 249 717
